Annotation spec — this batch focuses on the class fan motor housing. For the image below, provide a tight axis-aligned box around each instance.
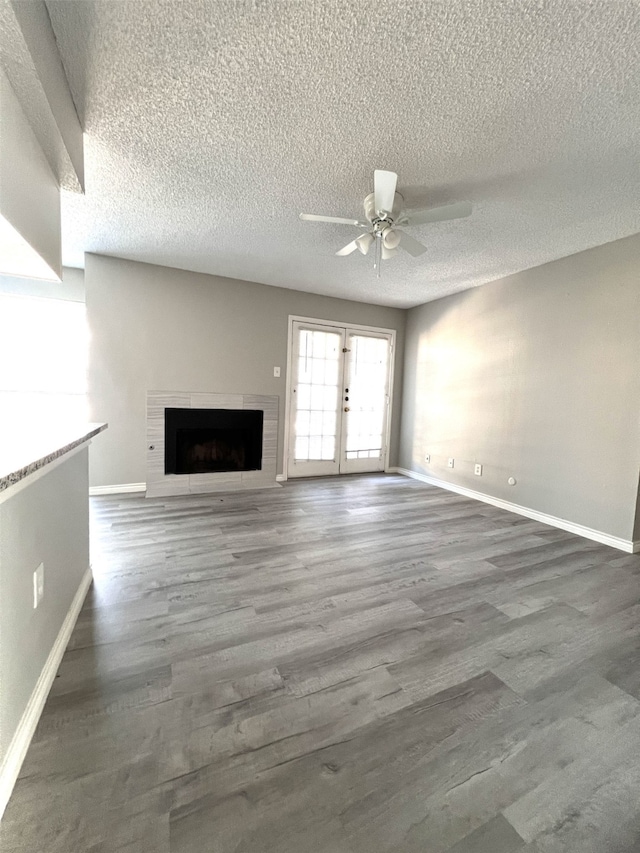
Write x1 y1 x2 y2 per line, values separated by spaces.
364 191 404 225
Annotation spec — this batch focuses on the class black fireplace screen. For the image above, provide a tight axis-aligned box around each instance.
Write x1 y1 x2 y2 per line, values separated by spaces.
165 408 263 475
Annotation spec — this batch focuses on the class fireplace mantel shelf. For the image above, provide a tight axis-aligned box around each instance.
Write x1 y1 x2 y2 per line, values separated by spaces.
0 422 107 495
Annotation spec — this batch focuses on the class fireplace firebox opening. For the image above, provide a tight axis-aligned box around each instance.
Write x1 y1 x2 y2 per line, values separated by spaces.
165 408 263 475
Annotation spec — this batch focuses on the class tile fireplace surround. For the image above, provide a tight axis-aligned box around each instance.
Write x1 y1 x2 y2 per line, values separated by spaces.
146 391 279 497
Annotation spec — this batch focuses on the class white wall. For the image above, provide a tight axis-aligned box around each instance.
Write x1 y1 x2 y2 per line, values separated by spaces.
85 254 406 486
0 70 61 280
399 232 640 544
0 266 84 301
8 0 85 190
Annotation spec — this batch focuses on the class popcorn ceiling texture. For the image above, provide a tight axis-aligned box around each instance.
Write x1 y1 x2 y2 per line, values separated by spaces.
46 0 640 308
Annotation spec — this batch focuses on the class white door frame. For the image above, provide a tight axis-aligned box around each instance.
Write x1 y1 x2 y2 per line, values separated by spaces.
283 315 396 481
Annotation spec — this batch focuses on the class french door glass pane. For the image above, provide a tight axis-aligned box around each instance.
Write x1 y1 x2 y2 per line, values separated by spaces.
294 329 341 461
345 334 389 459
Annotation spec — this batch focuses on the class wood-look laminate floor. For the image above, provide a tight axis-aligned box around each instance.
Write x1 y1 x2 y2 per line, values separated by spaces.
3 474 640 852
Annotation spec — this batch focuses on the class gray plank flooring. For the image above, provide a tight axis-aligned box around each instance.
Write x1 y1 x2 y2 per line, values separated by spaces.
2 473 640 852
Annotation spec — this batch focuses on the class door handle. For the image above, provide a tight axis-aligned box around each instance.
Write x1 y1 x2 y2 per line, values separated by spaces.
344 407 350 412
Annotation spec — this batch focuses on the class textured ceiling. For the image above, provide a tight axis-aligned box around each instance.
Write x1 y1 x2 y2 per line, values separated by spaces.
46 0 640 308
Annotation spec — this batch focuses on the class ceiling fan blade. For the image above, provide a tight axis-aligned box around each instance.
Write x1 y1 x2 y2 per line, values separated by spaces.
335 239 360 256
300 213 365 226
398 230 428 257
401 201 472 226
374 170 398 215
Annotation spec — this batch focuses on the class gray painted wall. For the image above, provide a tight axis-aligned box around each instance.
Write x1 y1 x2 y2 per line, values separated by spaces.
633 480 640 542
399 233 640 543
0 449 89 765
85 253 406 487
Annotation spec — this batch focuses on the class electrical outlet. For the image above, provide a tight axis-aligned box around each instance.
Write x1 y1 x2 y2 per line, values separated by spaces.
448 458 454 468
273 366 281 378
474 463 482 476
424 453 430 463
33 563 44 608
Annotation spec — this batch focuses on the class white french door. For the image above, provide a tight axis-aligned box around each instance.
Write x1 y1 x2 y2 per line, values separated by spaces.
286 319 394 478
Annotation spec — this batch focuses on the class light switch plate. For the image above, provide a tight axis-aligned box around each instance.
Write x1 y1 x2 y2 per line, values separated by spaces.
448 458 454 468
273 366 281 378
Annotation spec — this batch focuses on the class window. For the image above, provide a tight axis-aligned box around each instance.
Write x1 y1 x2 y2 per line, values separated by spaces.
0 293 88 425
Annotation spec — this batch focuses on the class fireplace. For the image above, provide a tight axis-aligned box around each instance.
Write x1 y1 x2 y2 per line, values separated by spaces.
165 408 263 475
147 391 278 497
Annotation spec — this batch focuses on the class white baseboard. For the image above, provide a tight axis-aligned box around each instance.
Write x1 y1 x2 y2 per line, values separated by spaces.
395 467 636 554
89 483 146 496
91 479 289 494
0 566 93 820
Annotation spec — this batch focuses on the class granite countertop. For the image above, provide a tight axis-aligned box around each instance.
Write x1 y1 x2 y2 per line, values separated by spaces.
0 422 107 493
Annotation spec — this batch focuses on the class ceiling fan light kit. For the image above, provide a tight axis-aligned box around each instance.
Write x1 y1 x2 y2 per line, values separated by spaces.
382 227 401 249
299 169 472 277
356 232 374 255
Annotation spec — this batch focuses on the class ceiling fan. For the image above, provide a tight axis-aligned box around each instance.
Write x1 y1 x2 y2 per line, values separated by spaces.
300 170 472 277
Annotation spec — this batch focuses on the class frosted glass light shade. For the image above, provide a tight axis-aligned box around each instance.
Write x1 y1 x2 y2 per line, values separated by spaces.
382 227 401 249
355 232 374 255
